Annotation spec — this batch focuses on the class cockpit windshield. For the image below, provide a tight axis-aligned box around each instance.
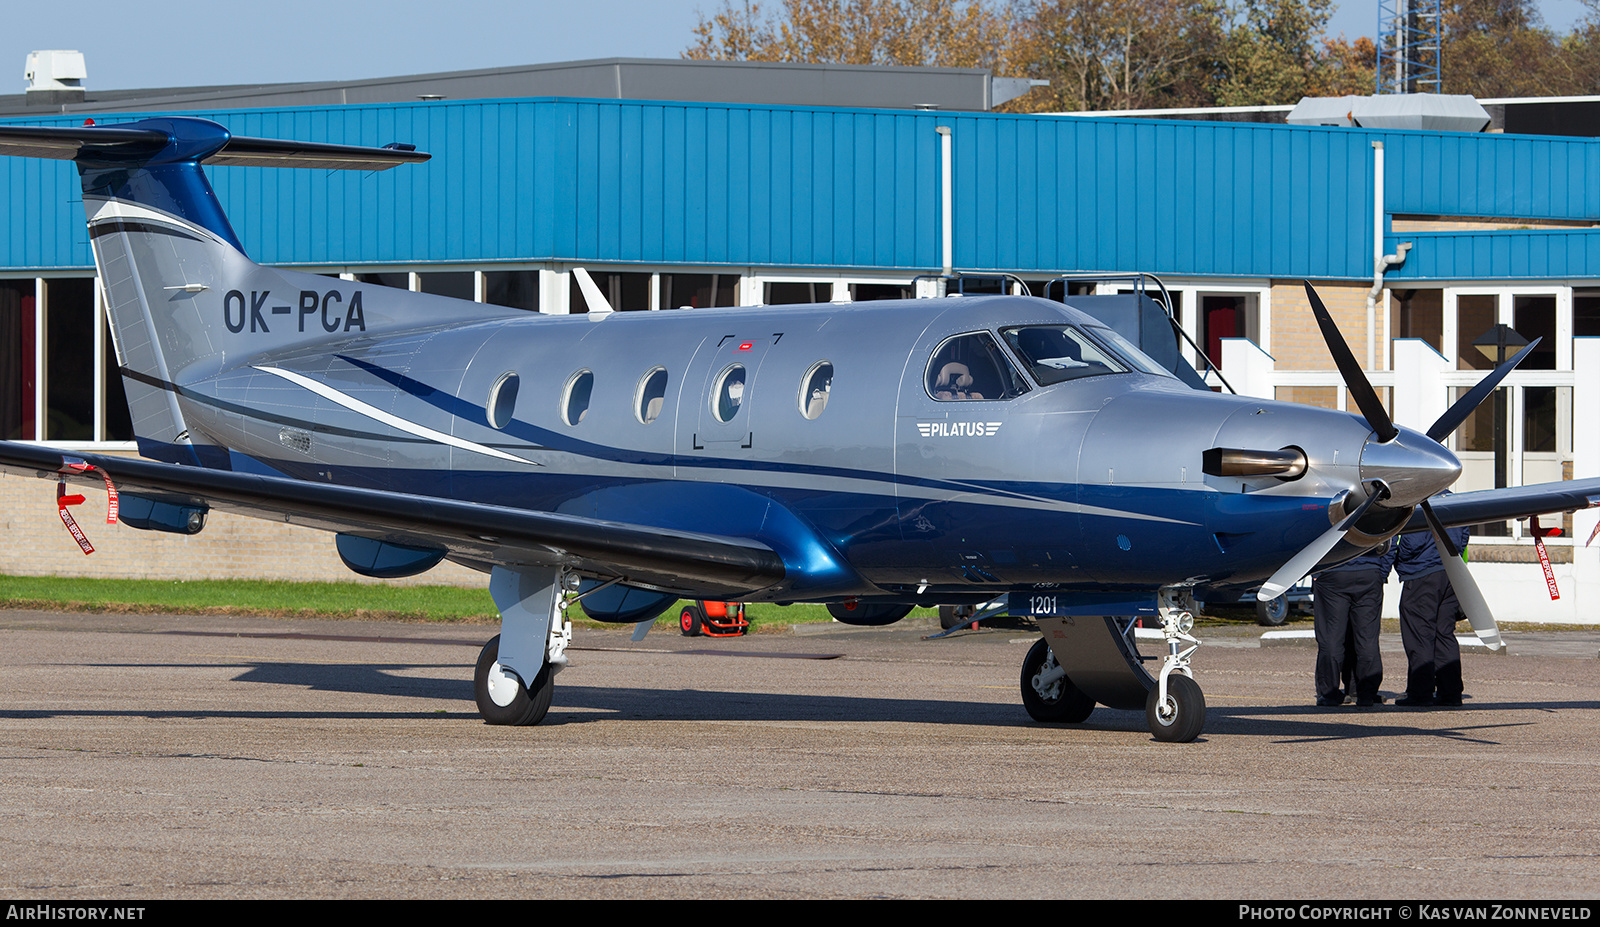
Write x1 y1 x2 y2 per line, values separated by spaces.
1083 325 1179 380
1001 324 1178 385
999 325 1127 385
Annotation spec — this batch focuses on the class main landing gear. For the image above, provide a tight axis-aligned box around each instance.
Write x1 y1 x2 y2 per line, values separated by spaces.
1021 588 1206 742
474 565 574 726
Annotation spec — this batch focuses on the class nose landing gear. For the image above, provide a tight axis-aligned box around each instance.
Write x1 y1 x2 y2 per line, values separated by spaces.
1019 587 1206 742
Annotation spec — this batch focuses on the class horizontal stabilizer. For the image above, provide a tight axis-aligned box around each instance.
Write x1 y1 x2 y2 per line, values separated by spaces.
0 123 428 170
205 136 429 171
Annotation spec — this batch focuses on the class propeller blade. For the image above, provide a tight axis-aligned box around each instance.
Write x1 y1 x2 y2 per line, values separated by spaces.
1419 500 1502 651
1303 281 1398 443
1425 338 1541 442
1259 485 1386 600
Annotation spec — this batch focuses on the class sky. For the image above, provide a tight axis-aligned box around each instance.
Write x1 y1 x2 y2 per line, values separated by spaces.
2 0 1593 93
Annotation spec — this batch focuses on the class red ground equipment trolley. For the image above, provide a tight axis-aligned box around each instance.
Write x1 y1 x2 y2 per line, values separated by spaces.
678 600 749 637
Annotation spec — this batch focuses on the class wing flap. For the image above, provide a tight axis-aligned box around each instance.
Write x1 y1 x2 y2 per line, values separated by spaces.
0 441 785 597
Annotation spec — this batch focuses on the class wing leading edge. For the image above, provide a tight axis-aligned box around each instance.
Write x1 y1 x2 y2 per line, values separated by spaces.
0 441 786 598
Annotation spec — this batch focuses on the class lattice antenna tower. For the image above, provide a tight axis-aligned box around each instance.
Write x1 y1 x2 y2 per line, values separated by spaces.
1377 0 1442 94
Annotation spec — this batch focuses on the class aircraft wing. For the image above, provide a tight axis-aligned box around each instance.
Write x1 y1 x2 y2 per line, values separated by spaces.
0 441 786 597
1400 478 1600 533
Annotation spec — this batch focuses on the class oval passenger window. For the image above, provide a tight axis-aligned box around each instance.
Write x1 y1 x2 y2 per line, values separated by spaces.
487 371 519 429
637 367 669 424
713 364 746 423
563 369 593 426
799 361 832 420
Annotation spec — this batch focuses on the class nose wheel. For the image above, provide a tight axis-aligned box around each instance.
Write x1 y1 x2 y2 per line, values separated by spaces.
1146 673 1205 743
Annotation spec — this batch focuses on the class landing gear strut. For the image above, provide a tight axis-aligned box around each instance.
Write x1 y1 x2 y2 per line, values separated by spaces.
474 565 573 726
1147 588 1206 743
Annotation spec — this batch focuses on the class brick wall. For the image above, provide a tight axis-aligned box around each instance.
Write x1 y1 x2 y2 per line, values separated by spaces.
1266 281 1395 413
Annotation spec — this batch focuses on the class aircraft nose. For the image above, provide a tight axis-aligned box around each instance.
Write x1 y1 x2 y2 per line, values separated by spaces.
1358 426 1462 508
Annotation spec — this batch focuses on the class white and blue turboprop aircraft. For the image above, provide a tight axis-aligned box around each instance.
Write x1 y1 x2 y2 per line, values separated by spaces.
1 118 1595 742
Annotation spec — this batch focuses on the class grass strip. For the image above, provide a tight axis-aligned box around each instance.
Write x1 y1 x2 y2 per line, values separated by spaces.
0 574 882 631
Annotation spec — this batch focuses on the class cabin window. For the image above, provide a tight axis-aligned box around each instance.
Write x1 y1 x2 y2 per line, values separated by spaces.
562 369 593 426
636 366 669 424
926 332 1029 401
799 361 833 419
487 372 520 429
1000 325 1128 385
712 364 747 423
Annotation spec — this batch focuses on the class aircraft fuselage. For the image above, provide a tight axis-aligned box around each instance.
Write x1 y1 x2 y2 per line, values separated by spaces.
166 283 1396 603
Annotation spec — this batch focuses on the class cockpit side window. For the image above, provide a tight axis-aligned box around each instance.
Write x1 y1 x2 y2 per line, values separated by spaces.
926 332 1030 402
1000 325 1128 386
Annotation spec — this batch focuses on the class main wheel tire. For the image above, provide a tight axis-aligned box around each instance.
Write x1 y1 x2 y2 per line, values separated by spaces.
1146 673 1205 743
679 605 703 637
473 634 553 726
939 605 975 630
1255 593 1289 626
825 602 914 626
1020 638 1095 723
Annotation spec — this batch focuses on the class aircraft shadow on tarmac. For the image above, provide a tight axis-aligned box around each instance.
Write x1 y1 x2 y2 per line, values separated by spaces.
6 659 1598 743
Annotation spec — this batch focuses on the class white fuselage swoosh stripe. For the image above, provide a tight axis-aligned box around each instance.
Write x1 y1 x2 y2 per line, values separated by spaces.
253 366 539 467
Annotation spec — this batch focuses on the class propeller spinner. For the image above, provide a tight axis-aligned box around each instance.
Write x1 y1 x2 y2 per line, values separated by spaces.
1255 282 1538 652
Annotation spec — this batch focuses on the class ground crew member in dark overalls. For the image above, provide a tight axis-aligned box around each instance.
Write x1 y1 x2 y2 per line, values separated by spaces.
1311 541 1393 708
1392 521 1473 708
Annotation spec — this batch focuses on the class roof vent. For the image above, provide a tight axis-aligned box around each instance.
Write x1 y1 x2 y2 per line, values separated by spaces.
1288 93 1490 133
24 50 87 105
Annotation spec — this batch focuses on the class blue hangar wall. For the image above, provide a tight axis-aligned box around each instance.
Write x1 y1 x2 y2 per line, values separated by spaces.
3 96 1600 281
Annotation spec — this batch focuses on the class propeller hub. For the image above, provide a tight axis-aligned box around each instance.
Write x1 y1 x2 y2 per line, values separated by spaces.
1358 426 1461 508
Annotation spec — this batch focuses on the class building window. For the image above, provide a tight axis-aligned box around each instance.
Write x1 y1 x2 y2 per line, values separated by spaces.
45 278 97 441
1201 293 1258 370
0 279 34 440
354 272 410 290
1513 295 1557 370
663 273 737 309
848 282 913 302
418 272 474 301
486 271 540 312
1454 294 1498 371
1390 288 1443 355
765 281 830 305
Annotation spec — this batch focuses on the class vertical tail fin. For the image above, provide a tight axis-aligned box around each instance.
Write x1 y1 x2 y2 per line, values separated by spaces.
0 117 509 467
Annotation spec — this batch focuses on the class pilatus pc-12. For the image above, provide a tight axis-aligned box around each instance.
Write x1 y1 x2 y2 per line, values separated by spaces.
1 118 1594 742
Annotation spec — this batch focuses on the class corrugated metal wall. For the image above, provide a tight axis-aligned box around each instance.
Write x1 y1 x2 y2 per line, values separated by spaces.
2 97 1598 281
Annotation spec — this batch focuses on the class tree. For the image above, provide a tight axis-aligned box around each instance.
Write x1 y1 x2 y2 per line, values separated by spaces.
1011 0 1229 111
1312 35 1378 97
685 0 1012 71
1215 0 1336 105
1440 0 1566 96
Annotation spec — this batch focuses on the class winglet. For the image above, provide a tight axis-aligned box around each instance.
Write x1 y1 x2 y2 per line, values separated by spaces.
571 267 615 314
